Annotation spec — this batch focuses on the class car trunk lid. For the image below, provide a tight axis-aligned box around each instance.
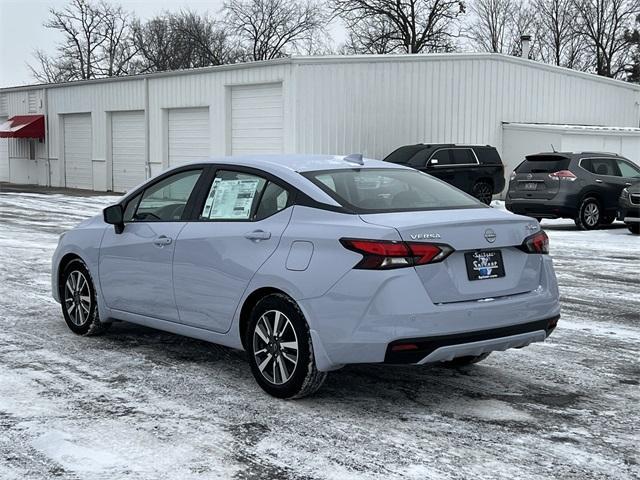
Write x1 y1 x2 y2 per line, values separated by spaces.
360 208 543 304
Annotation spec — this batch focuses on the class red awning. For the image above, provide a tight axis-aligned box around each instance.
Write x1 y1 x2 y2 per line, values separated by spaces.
0 115 45 139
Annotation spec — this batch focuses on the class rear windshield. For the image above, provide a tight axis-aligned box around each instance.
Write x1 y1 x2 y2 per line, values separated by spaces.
516 155 570 173
384 145 425 165
302 168 484 213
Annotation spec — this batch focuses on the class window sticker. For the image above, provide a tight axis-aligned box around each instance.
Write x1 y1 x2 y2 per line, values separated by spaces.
203 178 260 219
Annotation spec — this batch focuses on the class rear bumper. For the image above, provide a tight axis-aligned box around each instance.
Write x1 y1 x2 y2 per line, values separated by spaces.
385 315 558 364
506 198 577 219
301 256 560 370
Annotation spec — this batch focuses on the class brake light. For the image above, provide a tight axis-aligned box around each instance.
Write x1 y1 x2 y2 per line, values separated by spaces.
518 230 549 254
340 238 454 269
548 170 576 181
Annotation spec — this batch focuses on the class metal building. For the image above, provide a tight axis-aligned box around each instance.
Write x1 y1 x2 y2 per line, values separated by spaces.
1 53 639 193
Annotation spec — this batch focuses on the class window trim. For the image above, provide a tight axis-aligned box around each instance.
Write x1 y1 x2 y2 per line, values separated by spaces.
578 157 623 178
426 147 480 167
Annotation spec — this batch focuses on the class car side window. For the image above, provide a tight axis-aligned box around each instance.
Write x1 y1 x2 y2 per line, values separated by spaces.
584 158 620 177
617 160 640 178
429 149 452 166
133 169 203 222
451 149 477 165
255 182 290 220
200 170 267 221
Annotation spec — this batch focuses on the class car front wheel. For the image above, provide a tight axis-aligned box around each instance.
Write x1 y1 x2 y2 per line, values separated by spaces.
60 259 110 336
575 197 601 230
628 223 640 234
246 294 327 399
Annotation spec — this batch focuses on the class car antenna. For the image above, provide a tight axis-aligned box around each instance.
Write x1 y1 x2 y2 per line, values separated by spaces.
344 153 364 165
550 143 557 153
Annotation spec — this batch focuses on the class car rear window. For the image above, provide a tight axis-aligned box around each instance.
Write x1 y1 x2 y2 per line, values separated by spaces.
302 168 484 213
384 145 426 165
516 155 571 173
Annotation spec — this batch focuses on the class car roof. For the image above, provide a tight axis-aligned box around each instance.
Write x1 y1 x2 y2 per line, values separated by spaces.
526 151 622 160
195 154 405 173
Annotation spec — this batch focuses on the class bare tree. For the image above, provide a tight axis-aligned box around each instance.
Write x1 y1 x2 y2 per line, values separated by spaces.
29 0 138 82
467 0 517 53
133 11 242 73
572 0 640 78
466 0 537 56
533 0 581 66
224 0 327 60
627 15 640 82
333 0 465 54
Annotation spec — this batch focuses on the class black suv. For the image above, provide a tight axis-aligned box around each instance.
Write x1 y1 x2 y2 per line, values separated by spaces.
506 152 640 230
383 144 506 204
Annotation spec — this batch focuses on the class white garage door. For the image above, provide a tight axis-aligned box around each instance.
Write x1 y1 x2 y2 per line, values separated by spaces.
0 117 8 181
64 113 92 189
231 83 283 155
112 111 145 192
168 107 210 167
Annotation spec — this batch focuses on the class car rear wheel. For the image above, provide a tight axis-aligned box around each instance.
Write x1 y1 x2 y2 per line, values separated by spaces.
628 223 640 234
441 353 490 367
574 197 601 230
246 294 327 399
472 181 493 205
61 259 110 336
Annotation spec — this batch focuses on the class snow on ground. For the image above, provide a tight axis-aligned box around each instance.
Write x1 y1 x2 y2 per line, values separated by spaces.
0 192 638 480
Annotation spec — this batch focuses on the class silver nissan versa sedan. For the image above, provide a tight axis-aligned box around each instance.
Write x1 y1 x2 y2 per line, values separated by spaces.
52 155 560 398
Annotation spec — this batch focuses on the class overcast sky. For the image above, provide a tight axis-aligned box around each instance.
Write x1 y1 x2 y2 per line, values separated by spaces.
0 0 235 88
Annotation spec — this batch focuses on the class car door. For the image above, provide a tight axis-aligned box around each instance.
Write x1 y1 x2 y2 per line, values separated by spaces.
173 168 293 333
425 148 459 188
583 158 627 210
99 168 205 321
450 147 480 192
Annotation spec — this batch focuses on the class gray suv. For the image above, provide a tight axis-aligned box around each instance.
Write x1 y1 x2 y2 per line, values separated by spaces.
506 152 640 230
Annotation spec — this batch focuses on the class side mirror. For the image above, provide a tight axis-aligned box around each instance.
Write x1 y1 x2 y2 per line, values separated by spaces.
103 204 124 234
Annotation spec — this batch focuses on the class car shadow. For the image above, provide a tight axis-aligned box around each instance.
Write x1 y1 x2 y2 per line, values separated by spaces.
98 321 577 417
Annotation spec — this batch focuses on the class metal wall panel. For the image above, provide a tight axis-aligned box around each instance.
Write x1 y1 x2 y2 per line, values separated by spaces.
293 56 640 160
231 83 283 155
168 107 210 166
63 113 92 189
112 110 146 192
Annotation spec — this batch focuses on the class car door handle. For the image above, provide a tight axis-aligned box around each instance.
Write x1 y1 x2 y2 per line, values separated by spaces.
595 179 603 183
625 182 632 186
244 230 271 241
153 235 173 247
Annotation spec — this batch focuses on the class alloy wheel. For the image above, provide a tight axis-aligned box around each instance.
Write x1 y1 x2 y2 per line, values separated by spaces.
584 203 599 227
64 270 92 326
474 183 492 205
252 310 299 385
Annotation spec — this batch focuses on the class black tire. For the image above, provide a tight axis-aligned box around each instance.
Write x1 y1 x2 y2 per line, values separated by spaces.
246 294 326 399
60 259 111 336
472 181 493 205
441 353 491 367
628 223 640 234
574 197 601 230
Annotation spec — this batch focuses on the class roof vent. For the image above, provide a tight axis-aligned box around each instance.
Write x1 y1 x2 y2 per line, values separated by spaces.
344 153 364 165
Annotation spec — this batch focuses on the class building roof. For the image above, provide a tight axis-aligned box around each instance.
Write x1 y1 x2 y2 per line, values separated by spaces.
2 53 639 93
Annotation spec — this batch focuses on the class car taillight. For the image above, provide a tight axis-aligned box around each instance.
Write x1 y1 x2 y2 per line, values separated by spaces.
518 230 549 254
548 170 576 181
340 238 454 269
